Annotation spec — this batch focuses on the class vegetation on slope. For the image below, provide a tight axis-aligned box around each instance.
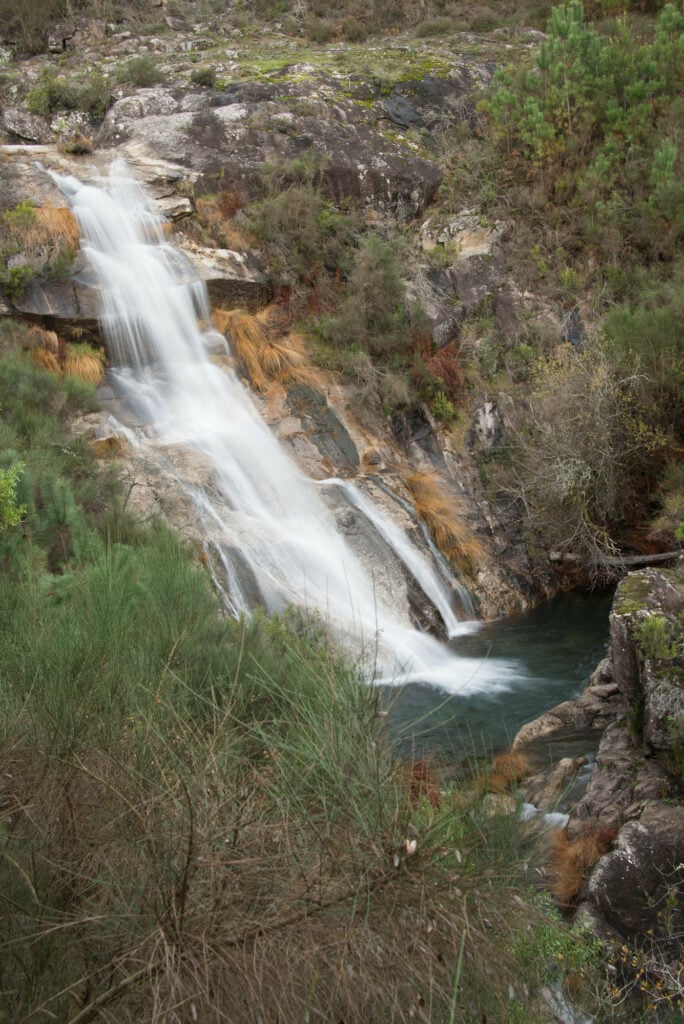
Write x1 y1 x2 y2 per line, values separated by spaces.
1 322 666 1023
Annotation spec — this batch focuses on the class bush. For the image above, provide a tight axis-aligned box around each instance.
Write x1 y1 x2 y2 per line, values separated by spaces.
304 16 337 43
247 181 359 295
341 16 369 41
26 66 112 116
116 54 166 87
190 65 217 87
414 16 457 37
319 234 412 357
507 345 667 576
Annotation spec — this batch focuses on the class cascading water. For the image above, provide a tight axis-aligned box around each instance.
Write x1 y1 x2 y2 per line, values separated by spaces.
54 163 518 694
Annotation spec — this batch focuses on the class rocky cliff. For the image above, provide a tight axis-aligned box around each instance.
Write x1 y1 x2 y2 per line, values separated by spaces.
515 561 684 974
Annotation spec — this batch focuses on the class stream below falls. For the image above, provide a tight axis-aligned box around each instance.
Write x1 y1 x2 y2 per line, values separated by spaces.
387 590 613 762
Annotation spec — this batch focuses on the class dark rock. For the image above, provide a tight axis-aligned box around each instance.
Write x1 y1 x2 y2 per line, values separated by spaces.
587 801 684 948
189 246 270 310
97 72 465 217
11 274 99 326
47 21 76 53
286 382 359 476
567 723 637 839
384 93 424 128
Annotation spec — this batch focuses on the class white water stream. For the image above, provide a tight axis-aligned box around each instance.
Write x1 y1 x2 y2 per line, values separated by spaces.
55 163 519 694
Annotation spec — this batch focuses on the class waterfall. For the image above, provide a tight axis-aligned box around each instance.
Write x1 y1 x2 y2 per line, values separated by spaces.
54 163 517 695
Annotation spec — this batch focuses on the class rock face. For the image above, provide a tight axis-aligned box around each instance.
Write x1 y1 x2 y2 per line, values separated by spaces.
96 64 492 218
515 560 684 951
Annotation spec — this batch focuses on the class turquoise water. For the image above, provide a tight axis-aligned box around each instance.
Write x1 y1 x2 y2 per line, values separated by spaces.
385 591 614 762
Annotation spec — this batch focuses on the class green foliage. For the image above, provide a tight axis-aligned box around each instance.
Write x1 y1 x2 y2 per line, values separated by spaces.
482 3 684 262
116 54 166 87
319 234 413 357
601 261 684 442
634 614 682 660
190 65 217 87
247 180 359 293
1 264 35 300
1 199 37 234
26 65 112 116
0 462 25 529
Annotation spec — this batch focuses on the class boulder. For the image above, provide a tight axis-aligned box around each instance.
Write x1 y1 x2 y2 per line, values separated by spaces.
187 245 270 309
587 800 684 948
1 108 52 144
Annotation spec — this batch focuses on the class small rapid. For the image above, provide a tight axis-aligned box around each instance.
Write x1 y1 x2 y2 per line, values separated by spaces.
54 163 517 694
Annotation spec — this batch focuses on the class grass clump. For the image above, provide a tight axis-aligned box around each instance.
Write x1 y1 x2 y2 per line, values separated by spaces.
214 306 311 391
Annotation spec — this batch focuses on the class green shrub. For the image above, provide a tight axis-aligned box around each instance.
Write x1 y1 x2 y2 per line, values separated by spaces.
247 181 359 293
634 614 682 660
1 264 34 301
341 17 369 42
116 54 166 87
26 66 112 116
190 65 217 87
0 462 25 529
304 16 336 43
414 16 457 37
319 235 412 357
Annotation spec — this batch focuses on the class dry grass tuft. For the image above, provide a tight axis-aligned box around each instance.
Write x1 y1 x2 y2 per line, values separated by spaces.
31 348 62 375
27 325 59 354
33 206 80 252
405 471 486 576
485 749 531 793
194 193 252 251
65 354 105 384
63 342 106 385
546 827 614 907
215 307 311 391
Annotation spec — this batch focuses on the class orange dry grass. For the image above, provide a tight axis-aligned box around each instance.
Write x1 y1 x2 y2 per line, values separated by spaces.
405 471 486 575
28 325 59 353
65 354 105 385
32 206 80 251
546 828 605 907
195 195 252 251
485 750 531 793
31 348 62 375
215 308 310 392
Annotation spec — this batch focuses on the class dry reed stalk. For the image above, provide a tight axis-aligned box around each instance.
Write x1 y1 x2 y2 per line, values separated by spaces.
28 325 59 353
32 206 80 252
195 195 252 251
405 471 486 575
